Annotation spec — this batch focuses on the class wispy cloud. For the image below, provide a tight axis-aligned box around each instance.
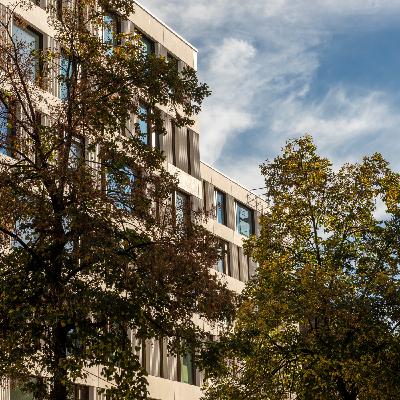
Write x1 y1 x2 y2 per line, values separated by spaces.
140 0 400 189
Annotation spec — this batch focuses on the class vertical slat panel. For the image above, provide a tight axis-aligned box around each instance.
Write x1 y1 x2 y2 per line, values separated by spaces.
149 338 160 377
0 5 10 47
239 247 249 283
0 378 10 400
191 195 203 214
249 257 258 278
156 43 168 58
229 243 239 280
162 114 173 164
204 181 214 213
226 194 235 230
189 129 201 179
175 125 188 172
254 210 260 236
166 353 178 381
45 36 60 98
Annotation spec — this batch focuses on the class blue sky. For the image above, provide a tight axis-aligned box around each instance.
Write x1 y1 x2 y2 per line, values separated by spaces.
140 0 400 191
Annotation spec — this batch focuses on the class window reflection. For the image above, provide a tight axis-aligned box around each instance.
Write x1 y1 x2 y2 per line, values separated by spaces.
12 23 41 81
236 202 253 237
215 190 226 225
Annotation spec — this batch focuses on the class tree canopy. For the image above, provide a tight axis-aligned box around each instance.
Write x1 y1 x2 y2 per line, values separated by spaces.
203 136 400 400
0 1 234 399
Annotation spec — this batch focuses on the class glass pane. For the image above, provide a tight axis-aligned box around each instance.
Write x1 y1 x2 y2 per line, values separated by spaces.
103 14 116 46
59 53 72 100
138 105 148 145
236 203 253 237
175 191 188 225
12 24 40 81
216 191 226 225
68 140 82 169
181 353 194 385
107 165 136 210
10 388 34 400
216 256 224 274
141 35 154 57
0 102 8 155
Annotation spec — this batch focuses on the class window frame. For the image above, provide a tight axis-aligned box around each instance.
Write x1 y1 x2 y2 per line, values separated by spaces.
235 201 254 237
102 12 121 50
12 22 43 82
174 190 190 227
0 101 16 158
214 189 227 226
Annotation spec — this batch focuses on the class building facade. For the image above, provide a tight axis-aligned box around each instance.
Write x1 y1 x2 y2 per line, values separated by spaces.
0 1 266 399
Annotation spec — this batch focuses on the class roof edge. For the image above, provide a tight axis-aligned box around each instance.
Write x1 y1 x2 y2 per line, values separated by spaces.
200 161 265 201
133 1 198 53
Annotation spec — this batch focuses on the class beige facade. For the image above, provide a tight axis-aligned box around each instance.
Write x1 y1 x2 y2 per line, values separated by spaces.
0 1 266 399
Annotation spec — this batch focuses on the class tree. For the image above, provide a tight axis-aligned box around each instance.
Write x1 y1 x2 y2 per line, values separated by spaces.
0 1 234 399
203 136 400 400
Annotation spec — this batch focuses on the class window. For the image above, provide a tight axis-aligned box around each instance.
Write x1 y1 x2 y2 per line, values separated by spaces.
140 33 154 57
180 352 195 385
138 104 149 145
68 137 84 169
103 13 120 53
0 102 14 157
12 23 42 81
167 52 179 70
175 191 189 226
215 190 226 225
73 385 89 400
216 241 229 274
236 202 253 237
106 164 136 210
59 52 72 100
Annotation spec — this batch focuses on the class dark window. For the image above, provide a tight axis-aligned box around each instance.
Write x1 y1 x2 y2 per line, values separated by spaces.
215 190 226 225
12 23 42 81
74 385 89 400
175 191 189 226
236 202 253 237
140 33 154 56
0 102 14 157
180 352 195 385
216 241 229 274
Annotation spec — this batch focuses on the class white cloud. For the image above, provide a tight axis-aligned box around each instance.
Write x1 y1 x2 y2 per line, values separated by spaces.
139 0 400 186
269 87 400 166
200 38 257 164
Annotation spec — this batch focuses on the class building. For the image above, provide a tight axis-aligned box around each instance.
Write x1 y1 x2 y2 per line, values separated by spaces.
0 1 266 399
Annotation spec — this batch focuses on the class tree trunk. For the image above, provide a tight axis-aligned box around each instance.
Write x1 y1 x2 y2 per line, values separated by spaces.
50 322 69 400
337 377 358 400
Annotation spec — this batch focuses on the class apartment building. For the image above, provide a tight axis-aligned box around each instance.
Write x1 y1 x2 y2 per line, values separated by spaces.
0 1 266 399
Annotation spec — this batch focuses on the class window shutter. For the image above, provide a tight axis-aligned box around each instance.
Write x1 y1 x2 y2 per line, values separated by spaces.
203 181 214 214
254 210 260 236
239 247 249 283
175 125 188 172
229 243 240 280
191 195 203 214
249 257 258 278
43 36 60 97
0 5 12 46
162 114 174 164
226 195 235 230
189 129 201 179
156 43 168 58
